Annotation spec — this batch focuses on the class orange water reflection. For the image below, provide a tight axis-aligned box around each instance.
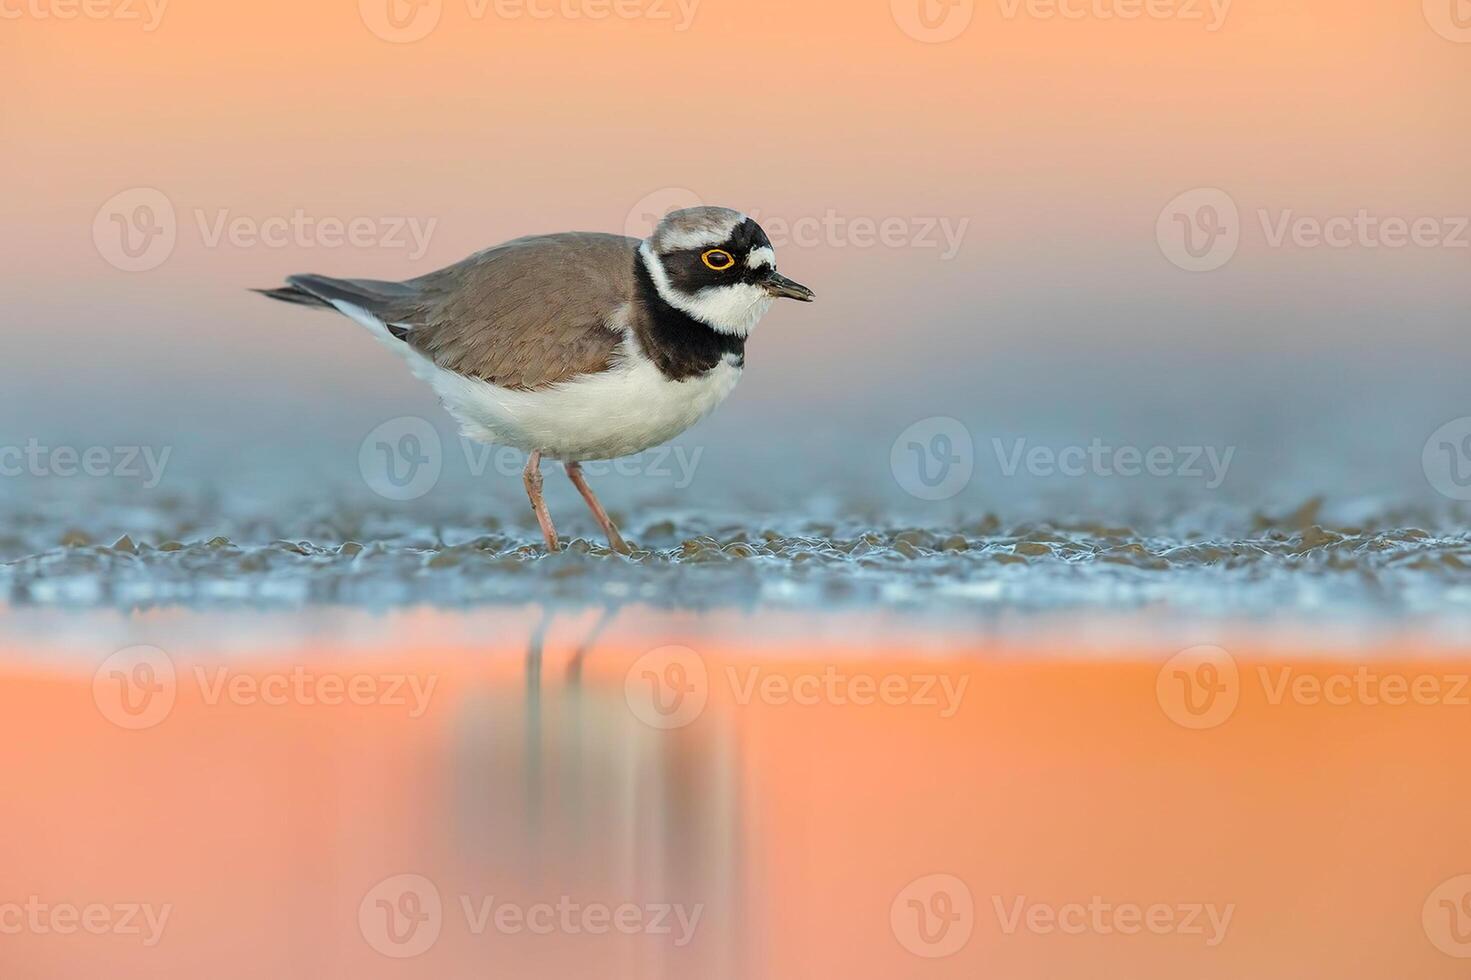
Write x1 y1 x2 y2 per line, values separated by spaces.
1 610 1468 978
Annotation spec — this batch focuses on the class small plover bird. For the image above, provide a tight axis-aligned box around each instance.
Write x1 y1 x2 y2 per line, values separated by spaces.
257 207 814 554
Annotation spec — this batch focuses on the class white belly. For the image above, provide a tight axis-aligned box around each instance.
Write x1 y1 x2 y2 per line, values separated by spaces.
330 299 742 460
427 352 742 460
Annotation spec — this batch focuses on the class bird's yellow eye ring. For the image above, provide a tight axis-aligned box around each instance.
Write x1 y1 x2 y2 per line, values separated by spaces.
701 249 736 271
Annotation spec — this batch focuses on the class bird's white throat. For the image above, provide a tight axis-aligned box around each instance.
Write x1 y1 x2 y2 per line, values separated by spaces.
639 242 774 338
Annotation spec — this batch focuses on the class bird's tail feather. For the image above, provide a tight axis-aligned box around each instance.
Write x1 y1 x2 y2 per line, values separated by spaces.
252 284 332 309
253 274 420 325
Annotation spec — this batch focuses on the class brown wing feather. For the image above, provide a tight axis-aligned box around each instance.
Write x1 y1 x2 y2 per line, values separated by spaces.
398 232 638 390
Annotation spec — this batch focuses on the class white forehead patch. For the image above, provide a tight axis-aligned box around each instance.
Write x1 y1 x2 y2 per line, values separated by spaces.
746 246 775 271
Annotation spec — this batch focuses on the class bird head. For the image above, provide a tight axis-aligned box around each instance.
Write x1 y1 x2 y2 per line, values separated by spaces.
638 207 815 337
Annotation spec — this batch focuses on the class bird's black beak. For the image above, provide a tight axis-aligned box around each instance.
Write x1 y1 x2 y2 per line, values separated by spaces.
763 271 816 302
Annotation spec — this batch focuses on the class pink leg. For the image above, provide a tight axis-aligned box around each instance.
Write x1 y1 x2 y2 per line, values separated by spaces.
522 451 560 553
565 462 631 555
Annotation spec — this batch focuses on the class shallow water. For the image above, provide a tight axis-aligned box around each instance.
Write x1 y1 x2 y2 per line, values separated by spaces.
3 492 1469 621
